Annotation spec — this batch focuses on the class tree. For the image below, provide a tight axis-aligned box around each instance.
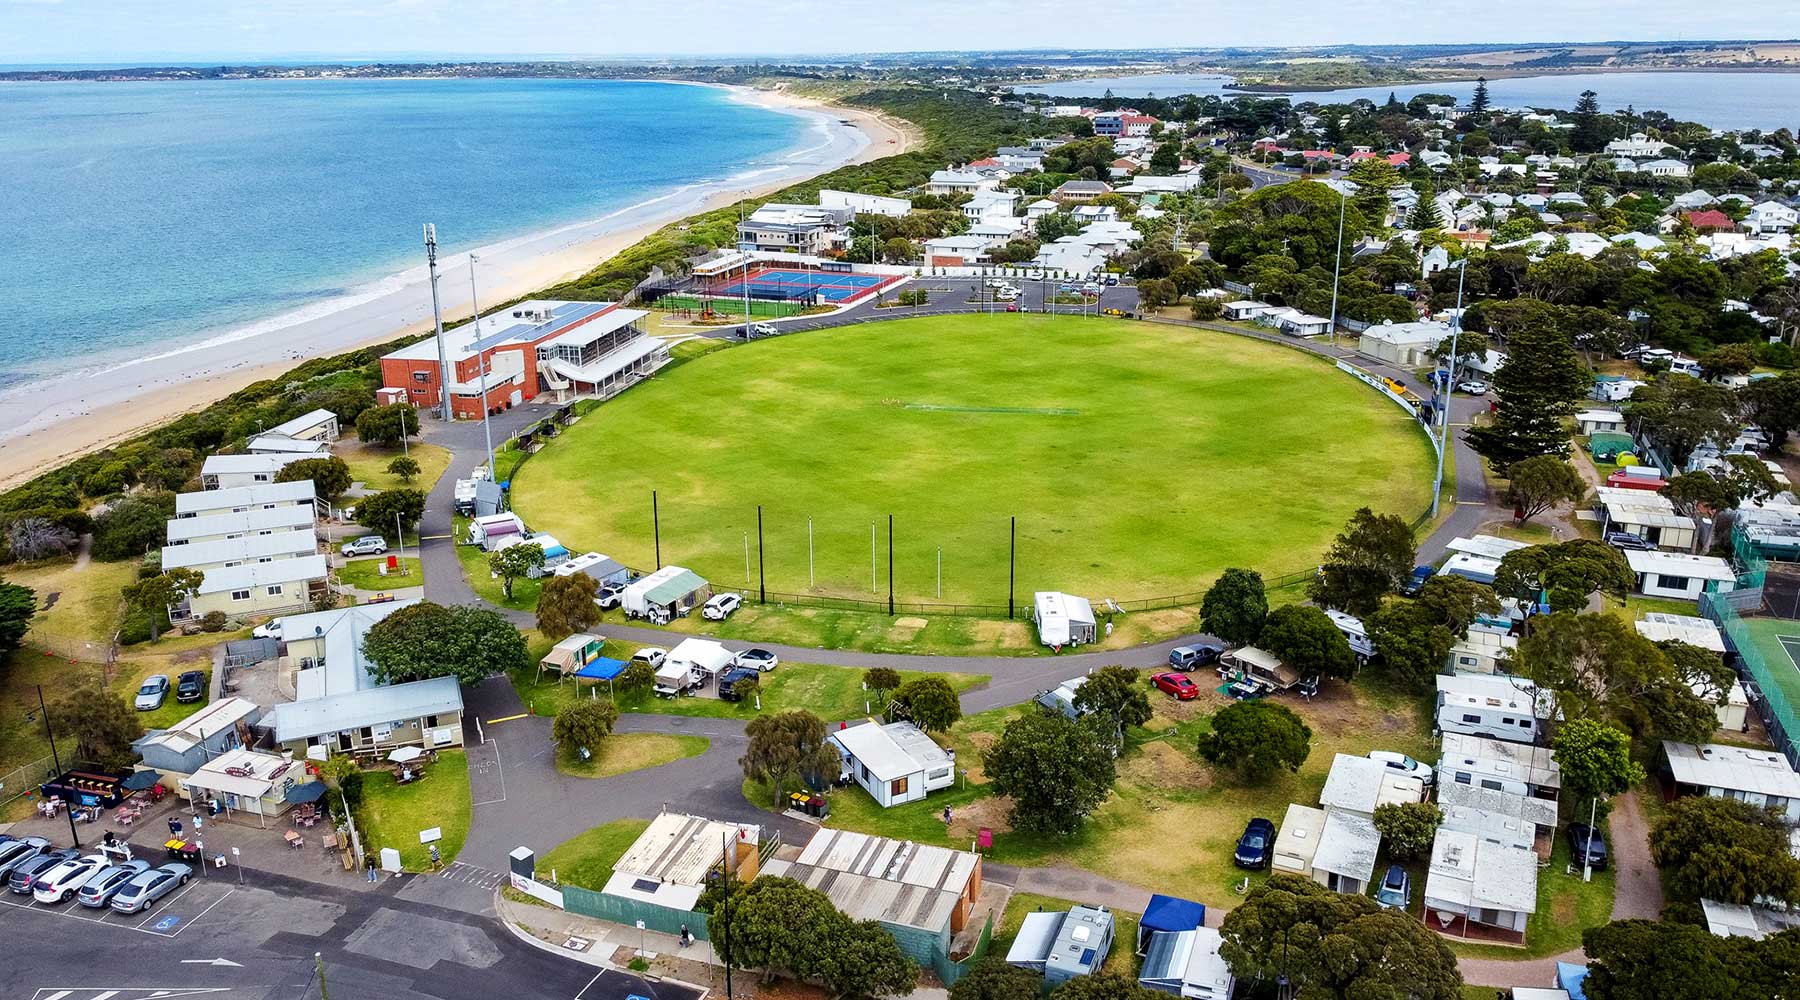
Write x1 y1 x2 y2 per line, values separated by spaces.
1505 456 1585 524
948 958 1043 1000
535 572 600 639
274 456 352 501
552 697 619 756
983 710 1116 835
1700 343 1759 380
1415 575 1502 637
741 710 841 806
1198 700 1312 779
488 543 545 600
1583 919 1800 1000
823 918 917 1000
1258 604 1358 682
386 456 421 482
1148 141 1180 176
1136 278 1176 313
711 876 847 985
1493 540 1633 612
0 579 33 659
1552 718 1646 804
1628 375 1739 469
1468 76 1491 123
319 753 365 810
1372 801 1444 860
1406 194 1444 231
1309 507 1416 616
1189 296 1223 321
356 403 419 445
1571 89 1606 152
618 658 656 694
888 675 962 733
863 666 901 711
361 601 529 685
1048 973 1170 1000
1367 599 1455 690
122 567 203 641
1513 611 1719 743
1466 318 1590 465
881 237 916 264
1219 875 1463 1000
1650 796 1800 906
50 686 145 770
1199 568 1267 645
91 491 176 561
354 487 426 535
1072 665 1153 748
7 517 77 562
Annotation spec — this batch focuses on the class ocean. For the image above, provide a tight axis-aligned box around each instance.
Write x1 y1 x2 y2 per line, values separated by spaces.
1036 70 1800 131
0 78 816 386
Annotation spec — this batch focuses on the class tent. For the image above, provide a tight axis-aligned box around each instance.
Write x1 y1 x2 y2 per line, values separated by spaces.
1136 893 1206 953
1588 432 1635 462
668 637 734 678
621 565 710 620
1556 962 1589 1000
538 633 607 681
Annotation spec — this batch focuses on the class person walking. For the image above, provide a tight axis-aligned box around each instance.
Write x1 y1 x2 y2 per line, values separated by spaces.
429 844 440 869
168 817 182 838
191 812 203 833
366 855 379 884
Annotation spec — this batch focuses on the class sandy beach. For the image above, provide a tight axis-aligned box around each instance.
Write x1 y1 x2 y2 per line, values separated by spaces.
0 83 919 489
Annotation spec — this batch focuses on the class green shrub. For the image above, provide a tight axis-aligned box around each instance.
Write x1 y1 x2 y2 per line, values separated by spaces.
200 611 227 633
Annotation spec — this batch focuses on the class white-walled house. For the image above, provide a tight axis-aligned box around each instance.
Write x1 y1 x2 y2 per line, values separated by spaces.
1422 829 1539 943
200 453 306 490
830 721 956 807
1745 201 1799 235
1622 549 1738 601
1662 742 1800 822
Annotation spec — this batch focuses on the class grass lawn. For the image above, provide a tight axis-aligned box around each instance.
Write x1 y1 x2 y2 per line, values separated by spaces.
1447 832 1616 960
541 817 652 889
8 557 137 645
557 732 709 778
509 315 1434 606
339 440 452 493
995 893 1139 979
338 556 423 591
0 650 106 775
358 750 471 870
452 521 542 611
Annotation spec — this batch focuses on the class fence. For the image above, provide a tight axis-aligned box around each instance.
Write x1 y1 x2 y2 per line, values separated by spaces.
27 632 115 666
0 754 56 814
561 883 712 940
1705 525 1797 767
933 912 995 986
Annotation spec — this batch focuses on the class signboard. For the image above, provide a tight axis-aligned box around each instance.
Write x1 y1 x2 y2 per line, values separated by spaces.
418 827 443 844
509 871 565 909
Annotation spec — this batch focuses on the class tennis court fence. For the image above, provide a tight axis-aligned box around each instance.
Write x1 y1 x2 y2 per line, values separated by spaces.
1703 524 1798 768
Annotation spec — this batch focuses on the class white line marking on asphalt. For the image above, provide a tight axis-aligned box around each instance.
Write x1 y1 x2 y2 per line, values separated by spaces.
37 992 71 1000
573 971 604 999
170 888 235 938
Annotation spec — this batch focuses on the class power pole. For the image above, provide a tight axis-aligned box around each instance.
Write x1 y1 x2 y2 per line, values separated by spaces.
1007 517 1016 619
423 224 452 422
756 505 765 605
887 514 894 616
1430 261 1467 519
315 952 330 1000
720 834 735 1000
36 685 78 848
467 254 497 476
652 491 661 569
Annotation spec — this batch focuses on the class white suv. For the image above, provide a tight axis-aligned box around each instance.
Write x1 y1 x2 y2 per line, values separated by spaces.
341 535 389 557
702 593 743 621
751 322 779 337
1369 751 1435 786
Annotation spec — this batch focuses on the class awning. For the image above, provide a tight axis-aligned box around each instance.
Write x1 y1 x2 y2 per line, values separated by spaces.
575 657 627 680
284 782 328 804
122 770 163 791
388 746 424 764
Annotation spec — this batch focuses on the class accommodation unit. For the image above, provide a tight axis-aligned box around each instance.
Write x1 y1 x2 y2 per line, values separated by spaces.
1312 809 1382 894
1052 180 1112 204
1139 926 1232 1000
1033 591 1097 647
1220 645 1301 690
1700 898 1800 940
1437 780 1557 853
553 551 630 587
736 203 854 255
1422 828 1539 943
1323 610 1374 661
160 530 319 573
1662 741 1800 822
1606 132 1676 157
131 697 262 796
176 554 329 624
766 827 982 967
603 812 761 912
379 300 634 419
619 565 710 621
830 720 955 807
1435 674 1547 744
1271 803 1327 878
927 169 993 195
1026 198 1060 219
1358 321 1454 367
164 503 318 545
922 235 994 267
247 435 331 456
1622 549 1737 601
1596 488 1697 551
963 189 1020 225
467 512 526 551
1437 553 1502 586
1319 753 1426 816
1438 733 1561 800
175 480 319 520
1257 308 1332 338
264 407 341 442
183 747 322 826
200 453 306 490
818 189 911 217
1006 904 1114 985
1574 409 1626 435
1447 624 1517 676
1633 612 1723 652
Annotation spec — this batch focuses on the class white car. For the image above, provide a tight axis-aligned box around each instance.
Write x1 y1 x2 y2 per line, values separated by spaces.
252 618 283 640
1369 750 1435 786
1455 380 1489 395
32 854 108 904
751 322 779 337
702 593 743 621
734 648 779 672
341 535 389 557
630 647 668 670
133 674 169 711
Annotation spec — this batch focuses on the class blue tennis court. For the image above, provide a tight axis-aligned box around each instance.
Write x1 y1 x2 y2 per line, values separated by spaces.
712 268 886 302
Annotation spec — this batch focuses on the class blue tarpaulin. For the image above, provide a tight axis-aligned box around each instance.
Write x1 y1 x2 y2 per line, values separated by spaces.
1138 893 1206 942
1557 962 1589 1000
574 657 626 681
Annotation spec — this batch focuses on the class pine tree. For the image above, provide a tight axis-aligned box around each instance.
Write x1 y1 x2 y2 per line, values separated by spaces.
1384 91 1402 110
1571 90 1605 153
1466 321 1590 465
1407 184 1444 230
1469 77 1490 124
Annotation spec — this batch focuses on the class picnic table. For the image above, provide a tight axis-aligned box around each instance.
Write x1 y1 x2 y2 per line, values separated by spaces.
284 830 304 849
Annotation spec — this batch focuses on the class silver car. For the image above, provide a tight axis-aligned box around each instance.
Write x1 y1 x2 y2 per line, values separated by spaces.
110 863 191 914
78 860 151 908
0 837 50 877
134 674 170 711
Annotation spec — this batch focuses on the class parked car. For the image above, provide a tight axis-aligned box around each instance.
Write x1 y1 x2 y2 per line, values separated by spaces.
1152 671 1200 700
251 618 283 640
1401 565 1434 597
176 670 207 703
734 648 779 672
0 837 50 877
110 863 191 914
1374 864 1411 910
1103 275 1120 286
1169 643 1225 670
78 860 151 908
134 674 170 711
1234 818 1276 869
9 848 79 894
1567 823 1609 870
341 535 389 557
1456 379 1489 395
630 647 667 670
595 583 627 610
702 593 743 621
718 667 761 702
751 322 779 337
1369 750 1435 786
1605 531 1656 552
33 854 108 904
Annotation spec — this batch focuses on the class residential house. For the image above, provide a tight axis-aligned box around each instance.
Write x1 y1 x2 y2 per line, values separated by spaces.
1223 300 1277 322
1606 132 1677 158
164 503 319 546
963 189 1021 226
735 203 854 255
131 697 263 797
200 453 306 490
264 408 341 442
1007 904 1113 984
1745 201 1798 235
1071 204 1119 224
992 146 1047 172
1596 488 1698 551
1435 674 1548 745
173 553 328 624
1052 180 1113 204
818 189 911 217
1661 741 1800 822
927 169 994 195
1026 198 1060 219
173 479 319 521
1438 733 1562 800
1258 308 1333 338
183 747 323 826
1437 780 1557 853
247 435 330 456
1681 209 1737 233
1641 158 1692 178
1621 549 1737 601
1421 829 1539 943
1671 189 1719 211
829 720 956 807
1358 320 1453 367
922 235 994 267
1574 409 1626 435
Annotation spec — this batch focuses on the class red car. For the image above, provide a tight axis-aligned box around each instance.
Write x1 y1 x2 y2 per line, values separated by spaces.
1152 671 1199 700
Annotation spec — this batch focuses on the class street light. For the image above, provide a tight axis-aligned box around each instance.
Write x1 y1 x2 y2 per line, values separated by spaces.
1429 258 1469 519
466 254 497 478
1327 186 1346 348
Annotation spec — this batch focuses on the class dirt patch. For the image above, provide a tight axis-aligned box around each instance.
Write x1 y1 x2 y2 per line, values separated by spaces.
1552 891 1578 925
972 619 1032 648
894 617 928 629
889 622 924 642
171 647 210 665
948 795 1014 839
1121 741 1213 794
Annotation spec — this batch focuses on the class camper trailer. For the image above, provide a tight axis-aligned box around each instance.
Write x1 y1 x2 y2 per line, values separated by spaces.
1435 674 1548 745
1324 610 1374 661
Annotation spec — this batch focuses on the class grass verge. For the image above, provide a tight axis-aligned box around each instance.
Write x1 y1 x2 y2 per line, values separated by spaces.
358 750 471 870
541 817 652 890
557 732 710 778
338 556 424 592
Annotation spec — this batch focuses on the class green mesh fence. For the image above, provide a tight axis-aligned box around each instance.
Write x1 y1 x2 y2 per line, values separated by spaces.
1705 525 1796 767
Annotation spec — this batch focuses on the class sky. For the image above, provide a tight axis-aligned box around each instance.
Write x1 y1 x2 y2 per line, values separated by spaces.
4 0 1800 63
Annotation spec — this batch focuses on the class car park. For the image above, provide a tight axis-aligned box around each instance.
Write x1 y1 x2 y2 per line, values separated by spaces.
176 669 207 703
630 647 667 670
0 837 50 876
595 583 626 610
718 667 761 702
78 860 151 908
702 593 743 621
1168 643 1224 670
1605 531 1656 551
341 535 389 557
33 854 108 904
9 848 79 894
1369 750 1434 786
734 648 779 672
1374 864 1410 910
134 674 169 711
1234 818 1276 868
1152 671 1199 700
110 863 191 914
1401 565 1434 597
1567 823 1609 870
1456 380 1489 395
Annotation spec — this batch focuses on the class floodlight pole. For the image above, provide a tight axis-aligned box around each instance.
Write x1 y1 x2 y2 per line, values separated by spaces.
36 685 78 848
652 491 661 570
757 505 765 605
739 192 753 335
1328 189 1346 348
424 224 452 421
467 254 497 477
1008 517 1016 620
808 517 814 589
887 514 894 616
1430 260 1467 519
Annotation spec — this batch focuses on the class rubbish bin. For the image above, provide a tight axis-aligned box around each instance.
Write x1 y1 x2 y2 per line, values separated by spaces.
808 795 828 818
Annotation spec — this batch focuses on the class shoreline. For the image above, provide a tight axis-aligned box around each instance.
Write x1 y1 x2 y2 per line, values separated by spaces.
0 82 919 489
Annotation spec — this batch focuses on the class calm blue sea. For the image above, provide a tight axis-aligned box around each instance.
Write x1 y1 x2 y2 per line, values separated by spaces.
0 78 809 383
1040 70 1800 131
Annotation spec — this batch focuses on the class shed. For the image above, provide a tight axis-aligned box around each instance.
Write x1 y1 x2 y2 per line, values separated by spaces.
1272 803 1326 878
1139 927 1233 1000
1034 591 1098 647
621 565 711 620
1633 612 1725 652
770 828 983 966
1573 409 1626 435
1662 741 1800 822
1313 809 1382 894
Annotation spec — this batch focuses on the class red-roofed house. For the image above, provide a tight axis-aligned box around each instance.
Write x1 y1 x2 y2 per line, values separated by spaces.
967 157 1000 168
1682 210 1736 233
1348 151 1380 162
1120 114 1159 137
1386 152 1413 167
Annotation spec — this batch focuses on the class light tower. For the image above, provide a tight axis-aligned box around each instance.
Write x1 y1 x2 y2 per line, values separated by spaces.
423 224 453 422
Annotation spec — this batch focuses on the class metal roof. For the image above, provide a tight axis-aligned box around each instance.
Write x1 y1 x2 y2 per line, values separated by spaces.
1424 828 1539 914
1140 928 1232 1000
201 453 305 476
1313 809 1381 884
1445 534 1532 560
1663 741 1800 798
793 829 979 894
161 531 318 571
1623 549 1736 581
1319 753 1424 815
194 554 328 596
165 504 315 542
1437 779 1559 829
134 697 262 755
286 599 421 700
1437 733 1562 789
175 480 317 515
187 747 310 800
266 408 338 438
1273 803 1326 873
1634 613 1725 652
830 721 950 782
1006 911 1064 967
263 675 463 743
247 435 331 455
612 812 759 888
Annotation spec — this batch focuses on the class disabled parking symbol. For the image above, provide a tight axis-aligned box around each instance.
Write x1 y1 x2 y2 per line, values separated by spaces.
153 915 181 932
